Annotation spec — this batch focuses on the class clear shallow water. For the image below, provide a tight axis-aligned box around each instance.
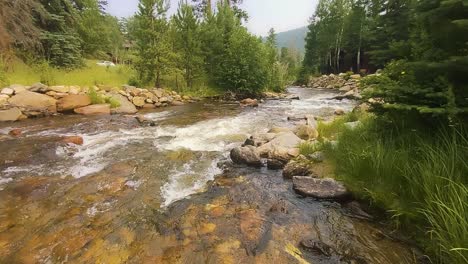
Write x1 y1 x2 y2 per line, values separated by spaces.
0 88 419 263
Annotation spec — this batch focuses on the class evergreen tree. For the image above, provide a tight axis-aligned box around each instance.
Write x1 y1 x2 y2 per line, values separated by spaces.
134 0 174 87
173 1 204 89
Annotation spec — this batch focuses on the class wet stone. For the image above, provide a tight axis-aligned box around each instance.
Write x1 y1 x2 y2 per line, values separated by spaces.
292 176 350 200
300 238 333 257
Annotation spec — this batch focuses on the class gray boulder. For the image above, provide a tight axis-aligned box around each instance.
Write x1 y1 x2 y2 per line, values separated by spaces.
230 146 263 167
292 177 350 200
110 94 138 114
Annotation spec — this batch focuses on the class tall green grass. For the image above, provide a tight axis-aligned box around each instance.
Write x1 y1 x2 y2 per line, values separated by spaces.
4 59 133 87
325 116 468 263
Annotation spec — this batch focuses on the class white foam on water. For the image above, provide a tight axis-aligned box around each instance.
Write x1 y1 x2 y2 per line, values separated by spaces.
0 177 13 190
2 164 46 177
160 158 223 207
156 112 269 152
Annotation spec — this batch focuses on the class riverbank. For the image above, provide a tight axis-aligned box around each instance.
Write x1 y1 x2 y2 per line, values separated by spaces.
0 83 198 122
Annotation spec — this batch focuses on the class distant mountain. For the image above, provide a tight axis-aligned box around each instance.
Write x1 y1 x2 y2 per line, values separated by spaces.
273 26 308 54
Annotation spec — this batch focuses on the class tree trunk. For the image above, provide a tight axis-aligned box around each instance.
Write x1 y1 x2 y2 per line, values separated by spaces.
357 19 363 72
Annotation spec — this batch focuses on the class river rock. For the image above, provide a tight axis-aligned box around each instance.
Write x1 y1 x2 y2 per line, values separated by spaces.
68 86 81 95
171 100 184 106
49 86 69 93
334 109 345 115
230 146 262 167
29 83 48 93
1 88 14 96
132 97 145 107
110 94 137 114
62 136 84 145
308 151 325 163
257 132 302 158
0 108 23 122
9 128 22 137
11 84 27 94
243 133 276 147
240 98 258 107
294 124 319 140
57 94 91 112
0 95 9 105
153 88 164 98
74 104 110 115
142 104 155 109
8 91 57 113
300 238 333 256
292 177 350 200
339 85 352 92
283 155 315 179
268 126 292 134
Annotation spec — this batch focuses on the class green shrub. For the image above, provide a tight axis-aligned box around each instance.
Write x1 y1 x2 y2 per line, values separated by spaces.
327 117 468 263
88 87 106 104
105 97 121 108
298 141 323 156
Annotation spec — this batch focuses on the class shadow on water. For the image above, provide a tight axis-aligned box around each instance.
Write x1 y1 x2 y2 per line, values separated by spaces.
0 88 420 263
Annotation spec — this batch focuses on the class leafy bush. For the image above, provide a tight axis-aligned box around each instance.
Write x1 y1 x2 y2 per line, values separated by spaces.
105 97 121 108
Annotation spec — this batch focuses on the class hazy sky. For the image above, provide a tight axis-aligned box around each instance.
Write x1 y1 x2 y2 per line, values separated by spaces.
106 0 317 36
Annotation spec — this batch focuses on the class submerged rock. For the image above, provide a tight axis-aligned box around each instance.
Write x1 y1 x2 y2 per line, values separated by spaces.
240 98 258 107
9 128 22 137
62 136 84 145
230 146 262 167
300 238 333 257
292 176 350 200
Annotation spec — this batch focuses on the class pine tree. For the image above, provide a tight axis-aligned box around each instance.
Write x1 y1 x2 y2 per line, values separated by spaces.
134 0 174 87
173 1 204 89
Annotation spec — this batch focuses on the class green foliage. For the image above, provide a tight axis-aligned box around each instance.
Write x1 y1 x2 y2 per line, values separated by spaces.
326 115 468 263
105 97 121 108
298 141 323 156
0 56 8 87
88 86 106 104
35 60 55 86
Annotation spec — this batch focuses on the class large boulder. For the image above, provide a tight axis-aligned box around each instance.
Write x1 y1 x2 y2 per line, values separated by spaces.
257 132 302 157
283 155 315 179
230 146 263 167
74 104 110 115
0 107 23 122
10 84 27 94
110 94 137 114
8 91 57 113
292 177 350 200
57 94 91 112
294 124 319 140
268 126 292 134
0 94 9 106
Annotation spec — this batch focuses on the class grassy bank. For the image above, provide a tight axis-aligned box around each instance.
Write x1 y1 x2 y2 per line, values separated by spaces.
319 113 467 263
3 59 134 87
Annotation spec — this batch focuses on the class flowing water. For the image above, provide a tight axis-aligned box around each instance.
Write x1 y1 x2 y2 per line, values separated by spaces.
0 88 419 263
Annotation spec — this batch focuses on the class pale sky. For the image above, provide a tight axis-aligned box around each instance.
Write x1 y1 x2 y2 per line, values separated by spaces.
106 0 317 36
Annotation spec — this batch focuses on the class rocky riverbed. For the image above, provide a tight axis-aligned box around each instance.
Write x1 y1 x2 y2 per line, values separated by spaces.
0 87 421 263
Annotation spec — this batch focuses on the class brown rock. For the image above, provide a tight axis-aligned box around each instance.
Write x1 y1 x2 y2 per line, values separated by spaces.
171 100 184 106
142 104 155 109
292 177 350 200
132 97 145 107
74 104 110 115
57 94 91 112
240 98 258 107
0 107 23 122
230 146 262 167
62 136 84 145
334 109 345 115
294 124 319 140
8 91 57 113
9 128 22 137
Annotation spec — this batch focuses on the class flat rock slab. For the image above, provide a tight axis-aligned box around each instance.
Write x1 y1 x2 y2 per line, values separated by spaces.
292 176 350 200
